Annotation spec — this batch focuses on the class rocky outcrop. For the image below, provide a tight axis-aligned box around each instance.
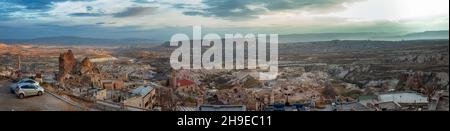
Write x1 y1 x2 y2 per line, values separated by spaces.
365 79 399 89
398 72 449 91
58 50 100 87
58 50 77 82
77 57 99 75
328 65 371 79
0 43 8 49
327 64 449 91
395 53 449 65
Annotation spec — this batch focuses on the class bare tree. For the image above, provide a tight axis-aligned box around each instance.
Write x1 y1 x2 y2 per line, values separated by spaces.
321 84 337 99
423 84 438 101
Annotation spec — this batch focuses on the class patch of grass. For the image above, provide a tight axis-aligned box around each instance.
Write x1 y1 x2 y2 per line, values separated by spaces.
41 82 50 88
186 97 197 103
342 90 363 99
243 77 261 89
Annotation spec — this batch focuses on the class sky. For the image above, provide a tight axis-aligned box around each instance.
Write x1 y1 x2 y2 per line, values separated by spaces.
0 0 448 40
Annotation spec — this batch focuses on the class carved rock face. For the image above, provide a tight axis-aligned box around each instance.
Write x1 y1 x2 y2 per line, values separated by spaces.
78 57 99 75
58 50 100 84
58 50 76 82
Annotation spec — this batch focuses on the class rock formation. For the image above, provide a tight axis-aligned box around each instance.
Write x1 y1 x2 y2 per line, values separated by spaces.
58 50 77 83
0 43 8 49
398 72 449 91
58 50 100 88
77 57 99 75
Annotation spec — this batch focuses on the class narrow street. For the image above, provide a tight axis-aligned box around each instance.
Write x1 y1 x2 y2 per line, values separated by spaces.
0 80 79 111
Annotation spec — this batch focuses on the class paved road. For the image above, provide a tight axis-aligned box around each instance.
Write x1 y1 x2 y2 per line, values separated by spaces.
0 80 78 111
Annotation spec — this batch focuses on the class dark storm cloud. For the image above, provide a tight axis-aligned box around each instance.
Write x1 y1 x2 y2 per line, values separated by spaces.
182 0 362 19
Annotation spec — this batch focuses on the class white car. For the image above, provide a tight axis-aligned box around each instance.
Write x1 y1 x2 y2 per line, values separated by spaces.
9 78 40 94
15 83 45 99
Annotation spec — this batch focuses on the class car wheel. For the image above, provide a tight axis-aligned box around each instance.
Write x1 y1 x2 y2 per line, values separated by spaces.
18 94 24 99
37 91 43 96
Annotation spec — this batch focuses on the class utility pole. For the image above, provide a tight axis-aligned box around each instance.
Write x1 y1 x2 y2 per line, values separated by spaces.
17 54 21 71
16 53 22 79
270 88 275 104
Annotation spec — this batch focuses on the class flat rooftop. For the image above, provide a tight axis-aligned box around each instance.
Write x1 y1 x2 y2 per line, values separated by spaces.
379 92 428 104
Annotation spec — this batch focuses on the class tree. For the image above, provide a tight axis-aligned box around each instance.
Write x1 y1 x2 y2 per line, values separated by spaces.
423 84 438 101
321 85 337 99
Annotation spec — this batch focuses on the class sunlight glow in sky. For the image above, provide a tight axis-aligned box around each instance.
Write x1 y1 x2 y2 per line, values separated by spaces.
330 0 449 21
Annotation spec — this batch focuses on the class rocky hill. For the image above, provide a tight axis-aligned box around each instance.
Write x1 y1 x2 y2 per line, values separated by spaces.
0 43 7 49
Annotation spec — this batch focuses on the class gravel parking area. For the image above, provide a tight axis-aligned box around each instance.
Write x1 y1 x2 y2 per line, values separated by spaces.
0 80 78 111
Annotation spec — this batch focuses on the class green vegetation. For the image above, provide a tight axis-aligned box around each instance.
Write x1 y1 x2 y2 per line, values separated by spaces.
242 76 261 89
342 90 363 99
41 82 50 88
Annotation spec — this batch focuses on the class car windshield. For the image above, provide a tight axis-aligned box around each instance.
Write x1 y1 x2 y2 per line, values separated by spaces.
19 79 35 84
20 85 30 89
21 84 37 89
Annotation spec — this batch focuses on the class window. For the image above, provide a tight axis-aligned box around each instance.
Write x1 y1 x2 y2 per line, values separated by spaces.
25 80 35 83
145 101 149 108
21 85 34 89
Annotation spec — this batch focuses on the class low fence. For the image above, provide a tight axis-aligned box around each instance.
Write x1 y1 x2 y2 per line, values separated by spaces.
95 100 148 111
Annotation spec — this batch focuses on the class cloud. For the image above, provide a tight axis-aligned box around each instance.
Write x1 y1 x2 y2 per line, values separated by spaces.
0 0 448 40
0 0 93 10
95 22 117 25
70 12 106 17
328 0 449 21
66 5 108 17
0 0 96 20
182 0 363 19
0 2 22 20
67 6 157 18
133 0 157 4
113 7 157 18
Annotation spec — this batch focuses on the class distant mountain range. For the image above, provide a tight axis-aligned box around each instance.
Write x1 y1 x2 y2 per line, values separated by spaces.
0 36 160 45
394 30 449 40
0 30 448 45
279 30 449 43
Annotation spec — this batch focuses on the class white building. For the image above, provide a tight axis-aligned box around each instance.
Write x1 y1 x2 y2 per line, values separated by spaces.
378 92 428 104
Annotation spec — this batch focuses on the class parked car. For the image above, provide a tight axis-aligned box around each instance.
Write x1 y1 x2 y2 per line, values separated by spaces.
9 78 40 94
15 83 45 99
